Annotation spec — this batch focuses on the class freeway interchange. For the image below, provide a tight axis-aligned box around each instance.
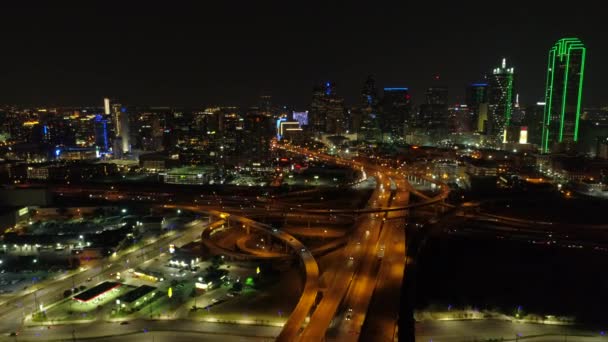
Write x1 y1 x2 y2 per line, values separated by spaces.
6 145 597 341
3 147 452 342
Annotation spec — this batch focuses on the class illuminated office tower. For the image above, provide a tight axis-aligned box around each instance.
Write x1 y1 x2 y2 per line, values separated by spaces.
541 38 586 153
118 107 130 153
106 100 130 155
487 58 514 142
94 114 109 151
104 98 111 115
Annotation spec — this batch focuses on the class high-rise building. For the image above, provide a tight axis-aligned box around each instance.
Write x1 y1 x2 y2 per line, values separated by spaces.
541 38 586 153
380 87 411 140
358 75 381 141
106 99 130 156
242 113 273 162
118 108 130 153
419 86 448 132
93 114 109 151
425 86 448 105
466 83 488 132
258 95 273 117
487 58 514 142
309 82 345 135
522 102 546 146
310 86 327 133
104 98 111 115
447 104 470 133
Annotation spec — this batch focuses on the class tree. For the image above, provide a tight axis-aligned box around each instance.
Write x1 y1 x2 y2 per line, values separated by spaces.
63 289 73 298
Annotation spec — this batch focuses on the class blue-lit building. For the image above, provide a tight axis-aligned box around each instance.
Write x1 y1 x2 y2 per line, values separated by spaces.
93 114 109 152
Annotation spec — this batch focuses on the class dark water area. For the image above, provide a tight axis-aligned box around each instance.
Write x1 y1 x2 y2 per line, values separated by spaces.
414 235 608 328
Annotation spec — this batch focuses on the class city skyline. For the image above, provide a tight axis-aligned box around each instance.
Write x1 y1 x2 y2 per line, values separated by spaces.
0 3 607 107
1 4 608 341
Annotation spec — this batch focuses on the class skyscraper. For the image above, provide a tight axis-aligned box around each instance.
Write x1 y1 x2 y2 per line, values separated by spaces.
487 58 514 142
104 98 111 115
309 82 345 135
358 75 381 141
106 99 130 156
94 114 109 151
380 87 411 140
118 107 130 153
541 38 586 153
466 83 488 132
419 86 448 132
523 102 546 146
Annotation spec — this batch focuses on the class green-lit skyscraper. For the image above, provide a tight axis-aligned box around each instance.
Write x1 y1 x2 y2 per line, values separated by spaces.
541 38 586 153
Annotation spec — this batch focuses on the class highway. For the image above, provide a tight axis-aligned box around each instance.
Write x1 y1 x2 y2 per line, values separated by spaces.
166 205 320 342
358 176 410 341
276 144 454 342
298 172 393 341
3 144 453 341
330 176 409 341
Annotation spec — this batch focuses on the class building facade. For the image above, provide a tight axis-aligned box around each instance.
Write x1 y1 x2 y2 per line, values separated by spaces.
487 58 514 143
380 87 411 140
541 38 586 153
466 83 488 132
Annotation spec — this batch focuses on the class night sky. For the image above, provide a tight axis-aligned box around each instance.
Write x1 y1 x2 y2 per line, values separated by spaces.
1 2 606 108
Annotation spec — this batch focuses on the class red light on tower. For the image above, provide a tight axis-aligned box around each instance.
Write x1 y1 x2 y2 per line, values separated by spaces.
434 74 440 80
